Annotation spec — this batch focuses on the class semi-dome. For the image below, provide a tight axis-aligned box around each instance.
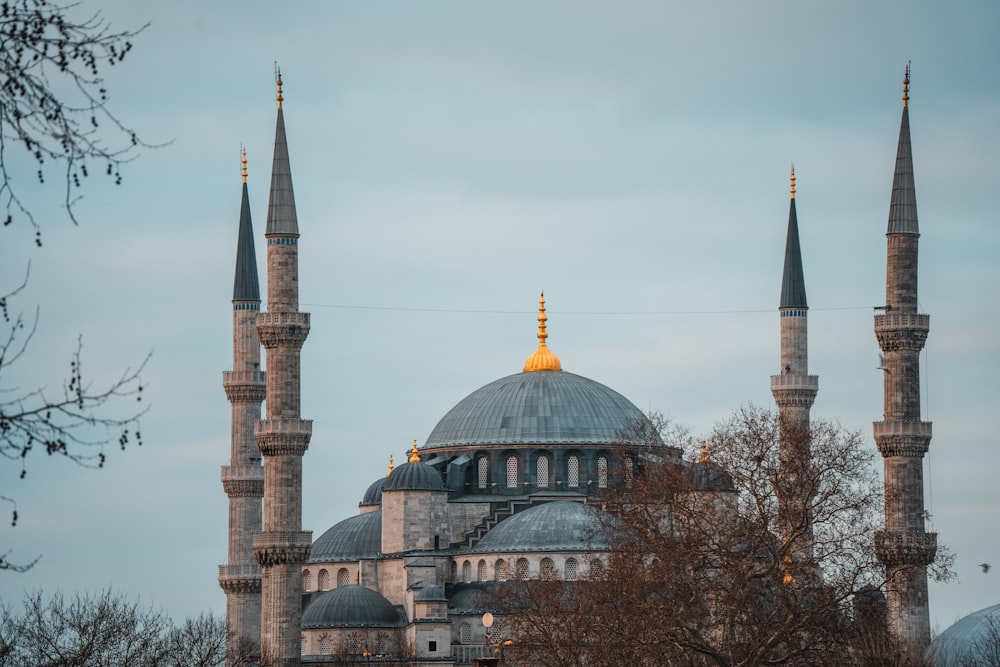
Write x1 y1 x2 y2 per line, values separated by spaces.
472 501 606 553
425 371 649 448
384 461 445 491
924 603 1000 666
360 477 385 506
309 511 381 563
302 585 404 629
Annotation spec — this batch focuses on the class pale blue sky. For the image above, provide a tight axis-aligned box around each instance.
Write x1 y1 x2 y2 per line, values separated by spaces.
1 0 998 635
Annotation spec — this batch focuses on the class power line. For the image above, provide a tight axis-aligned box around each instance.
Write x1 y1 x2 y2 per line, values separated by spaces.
300 302 873 316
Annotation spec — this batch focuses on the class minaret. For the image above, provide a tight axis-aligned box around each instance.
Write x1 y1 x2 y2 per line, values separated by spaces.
253 71 312 667
219 148 265 665
770 167 818 564
873 65 935 659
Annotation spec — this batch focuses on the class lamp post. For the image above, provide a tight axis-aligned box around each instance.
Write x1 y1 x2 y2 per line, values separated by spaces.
474 613 500 667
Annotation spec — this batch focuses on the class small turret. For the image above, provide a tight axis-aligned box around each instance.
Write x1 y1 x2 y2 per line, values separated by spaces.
523 291 562 372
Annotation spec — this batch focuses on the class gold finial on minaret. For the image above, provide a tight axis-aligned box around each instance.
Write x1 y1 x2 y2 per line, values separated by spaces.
789 164 796 200
699 440 710 463
523 290 562 372
782 554 795 585
386 454 394 477
903 62 910 108
408 439 421 463
241 145 248 183
276 65 284 109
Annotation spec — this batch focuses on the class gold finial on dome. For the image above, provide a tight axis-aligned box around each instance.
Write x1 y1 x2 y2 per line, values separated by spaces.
241 145 248 183
789 164 796 200
699 440 710 463
408 439 421 463
903 62 910 108
523 290 562 372
276 65 284 110
386 454 394 477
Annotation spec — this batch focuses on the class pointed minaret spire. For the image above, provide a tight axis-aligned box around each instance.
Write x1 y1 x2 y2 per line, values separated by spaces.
771 167 818 577
220 145 265 664
266 66 299 238
874 65 935 661
888 63 919 237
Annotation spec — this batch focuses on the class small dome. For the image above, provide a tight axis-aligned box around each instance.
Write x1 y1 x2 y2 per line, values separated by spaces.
925 603 1000 666
411 581 448 602
309 511 381 563
302 585 403 629
472 501 606 553
360 477 385 506
384 461 445 492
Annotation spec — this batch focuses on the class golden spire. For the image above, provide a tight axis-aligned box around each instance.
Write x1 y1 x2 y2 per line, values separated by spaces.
902 62 910 108
789 164 796 200
699 440 710 463
782 554 795 585
241 145 248 183
276 66 284 110
408 439 421 463
386 454 394 477
523 290 562 372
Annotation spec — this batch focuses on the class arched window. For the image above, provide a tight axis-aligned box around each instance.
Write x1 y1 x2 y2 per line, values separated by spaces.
536 454 550 488
540 557 556 580
337 568 350 587
301 569 312 592
320 636 332 655
565 557 579 581
318 569 330 591
450 560 458 581
376 633 388 654
495 559 508 581
516 557 530 580
347 633 362 653
301 635 308 655
462 560 472 582
505 455 518 488
459 622 472 645
597 455 609 489
567 455 580 488
477 456 489 489
590 559 604 580
478 559 488 582
624 456 634 488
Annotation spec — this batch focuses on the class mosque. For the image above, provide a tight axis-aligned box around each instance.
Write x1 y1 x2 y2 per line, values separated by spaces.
216 70 990 666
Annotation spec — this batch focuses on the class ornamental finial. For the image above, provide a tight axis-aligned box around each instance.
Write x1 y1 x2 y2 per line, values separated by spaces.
903 62 910 108
523 290 562 372
789 164 796 200
241 145 247 183
276 65 284 110
408 439 421 463
386 454 394 477
699 440 710 463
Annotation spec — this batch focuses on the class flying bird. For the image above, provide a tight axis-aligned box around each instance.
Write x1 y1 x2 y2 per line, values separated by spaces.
978 563 991 573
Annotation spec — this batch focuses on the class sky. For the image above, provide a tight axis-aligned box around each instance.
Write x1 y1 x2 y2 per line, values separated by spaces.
1 0 998 637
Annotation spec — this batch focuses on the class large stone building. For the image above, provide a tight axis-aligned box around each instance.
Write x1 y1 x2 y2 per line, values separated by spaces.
220 71 943 665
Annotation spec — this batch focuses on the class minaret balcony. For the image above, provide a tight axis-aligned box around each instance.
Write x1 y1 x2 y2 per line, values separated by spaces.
874 530 937 567
255 418 312 456
219 563 262 580
874 312 929 333
223 369 266 386
769 375 819 391
873 421 932 438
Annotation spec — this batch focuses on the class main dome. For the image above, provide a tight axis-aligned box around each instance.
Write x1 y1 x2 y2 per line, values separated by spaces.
424 370 648 448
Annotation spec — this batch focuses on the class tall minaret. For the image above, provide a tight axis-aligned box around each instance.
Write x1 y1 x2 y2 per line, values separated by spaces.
770 167 818 563
873 66 935 660
253 71 312 667
220 148 265 665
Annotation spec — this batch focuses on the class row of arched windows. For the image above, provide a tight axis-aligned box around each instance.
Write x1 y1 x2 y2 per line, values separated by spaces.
476 453 614 490
453 556 602 582
302 567 352 592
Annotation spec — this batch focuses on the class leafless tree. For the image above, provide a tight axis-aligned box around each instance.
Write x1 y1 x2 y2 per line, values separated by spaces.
1 0 154 243
497 407 950 666
165 612 227 667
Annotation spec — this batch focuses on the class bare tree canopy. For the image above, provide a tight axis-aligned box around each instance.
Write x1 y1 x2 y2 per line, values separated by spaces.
0 0 151 243
496 407 953 666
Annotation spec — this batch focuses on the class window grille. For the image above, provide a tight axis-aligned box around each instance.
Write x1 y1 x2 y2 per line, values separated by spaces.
496 559 508 581
624 456 634 488
565 558 579 581
478 560 488 582
376 634 388 654
301 635 307 655
463 560 472 582
347 633 362 653
567 455 580 487
337 568 350 587
506 455 518 488
540 557 556 579
460 622 472 645
320 637 332 655
536 455 549 487
516 558 530 580
597 455 609 488
478 456 489 489
318 569 329 591
590 559 605 579
301 569 312 592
